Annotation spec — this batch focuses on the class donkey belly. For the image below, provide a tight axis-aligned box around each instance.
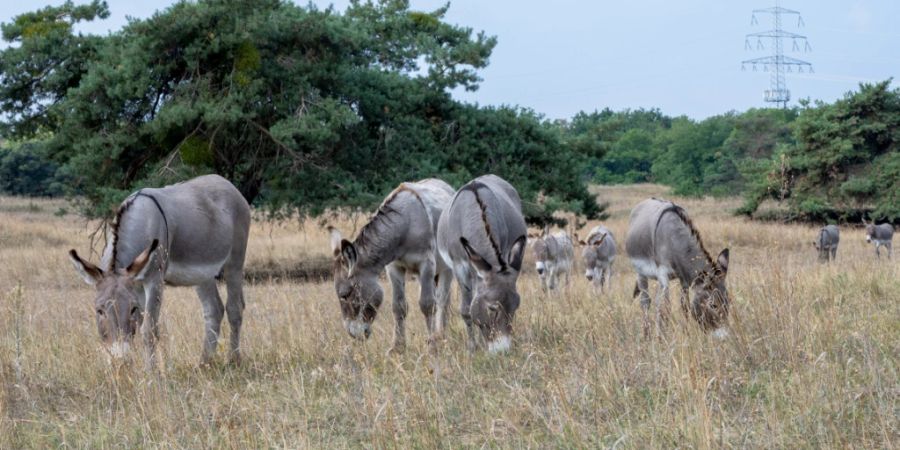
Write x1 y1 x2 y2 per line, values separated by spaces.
165 256 229 286
631 258 670 280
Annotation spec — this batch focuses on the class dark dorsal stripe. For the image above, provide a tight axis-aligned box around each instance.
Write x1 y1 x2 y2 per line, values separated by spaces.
110 190 169 271
654 202 713 266
458 181 506 270
354 183 424 253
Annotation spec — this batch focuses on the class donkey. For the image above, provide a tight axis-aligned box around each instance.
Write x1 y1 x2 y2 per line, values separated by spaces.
437 174 527 354
531 227 574 292
69 175 250 366
329 179 455 353
864 222 894 259
813 225 840 263
625 198 730 338
578 225 617 292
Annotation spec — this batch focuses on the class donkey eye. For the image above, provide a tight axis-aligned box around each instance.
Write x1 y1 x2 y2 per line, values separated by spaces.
96 309 105 316
131 306 140 316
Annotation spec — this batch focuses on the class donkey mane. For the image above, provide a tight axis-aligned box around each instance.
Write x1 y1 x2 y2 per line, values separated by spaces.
354 183 424 259
656 202 713 266
459 181 506 269
109 193 141 271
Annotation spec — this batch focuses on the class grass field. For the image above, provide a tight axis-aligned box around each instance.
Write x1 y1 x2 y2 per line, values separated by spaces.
0 184 897 448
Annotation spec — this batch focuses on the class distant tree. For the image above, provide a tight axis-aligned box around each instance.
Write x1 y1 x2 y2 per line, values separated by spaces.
0 142 66 197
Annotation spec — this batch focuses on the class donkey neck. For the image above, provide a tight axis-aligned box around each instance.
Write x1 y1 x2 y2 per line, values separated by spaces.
102 192 169 271
353 217 409 271
674 244 715 286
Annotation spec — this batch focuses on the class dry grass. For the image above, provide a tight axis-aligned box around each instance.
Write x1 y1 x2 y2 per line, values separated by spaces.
0 186 897 448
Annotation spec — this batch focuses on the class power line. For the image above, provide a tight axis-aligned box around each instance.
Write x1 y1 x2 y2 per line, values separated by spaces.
742 1 813 108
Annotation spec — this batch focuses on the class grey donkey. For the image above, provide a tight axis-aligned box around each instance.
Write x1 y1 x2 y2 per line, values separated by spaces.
329 179 455 353
577 225 617 293
438 174 528 354
864 221 894 259
813 224 840 263
69 175 250 366
531 227 574 292
625 198 731 338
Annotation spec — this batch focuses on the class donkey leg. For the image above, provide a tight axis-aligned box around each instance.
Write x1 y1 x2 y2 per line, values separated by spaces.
607 265 614 291
224 267 245 365
654 277 671 336
196 280 224 365
141 281 164 369
387 264 408 354
458 268 479 352
637 275 651 338
433 264 453 339
418 261 438 343
679 285 690 320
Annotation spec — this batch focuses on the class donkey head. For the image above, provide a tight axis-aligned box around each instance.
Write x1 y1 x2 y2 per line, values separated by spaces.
690 248 731 337
329 227 383 340
460 235 527 354
579 232 608 283
865 224 876 243
531 234 550 277
813 237 830 263
68 239 159 358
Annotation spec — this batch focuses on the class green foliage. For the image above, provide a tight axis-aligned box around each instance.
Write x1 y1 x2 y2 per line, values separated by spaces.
0 142 67 197
565 107 797 198
0 0 602 223
566 108 670 184
740 80 900 223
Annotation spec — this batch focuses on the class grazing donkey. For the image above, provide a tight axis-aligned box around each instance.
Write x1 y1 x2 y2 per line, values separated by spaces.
813 225 840 263
531 227 574 292
437 174 527 354
329 179 455 353
625 198 730 338
578 225 617 292
69 175 250 365
864 222 894 259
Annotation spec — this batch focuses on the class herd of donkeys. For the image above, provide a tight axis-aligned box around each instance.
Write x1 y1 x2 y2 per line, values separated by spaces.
66 173 896 365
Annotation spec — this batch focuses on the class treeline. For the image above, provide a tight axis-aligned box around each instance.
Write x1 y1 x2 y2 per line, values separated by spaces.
563 80 899 223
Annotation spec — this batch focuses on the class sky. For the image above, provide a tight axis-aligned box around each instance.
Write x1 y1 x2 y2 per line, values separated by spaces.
1 0 898 120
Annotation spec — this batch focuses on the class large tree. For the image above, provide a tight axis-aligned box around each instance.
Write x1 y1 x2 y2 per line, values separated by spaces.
740 80 900 222
0 0 602 222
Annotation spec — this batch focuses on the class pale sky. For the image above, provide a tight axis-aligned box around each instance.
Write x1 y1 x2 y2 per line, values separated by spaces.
2 0 898 119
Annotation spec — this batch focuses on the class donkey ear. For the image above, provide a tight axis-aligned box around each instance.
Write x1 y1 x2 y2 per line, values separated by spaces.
328 226 343 256
69 250 103 286
340 239 358 272
508 235 527 272
541 224 550 237
126 239 160 280
716 248 729 275
593 233 608 247
460 237 492 272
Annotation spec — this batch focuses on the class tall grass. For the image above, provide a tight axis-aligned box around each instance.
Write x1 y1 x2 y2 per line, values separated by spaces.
0 186 897 448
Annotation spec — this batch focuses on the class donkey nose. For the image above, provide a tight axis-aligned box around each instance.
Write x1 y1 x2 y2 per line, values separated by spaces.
536 268 544 275
586 274 593 281
347 321 371 340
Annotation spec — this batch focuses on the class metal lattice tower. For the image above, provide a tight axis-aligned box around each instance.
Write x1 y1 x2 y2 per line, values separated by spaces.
742 1 813 108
